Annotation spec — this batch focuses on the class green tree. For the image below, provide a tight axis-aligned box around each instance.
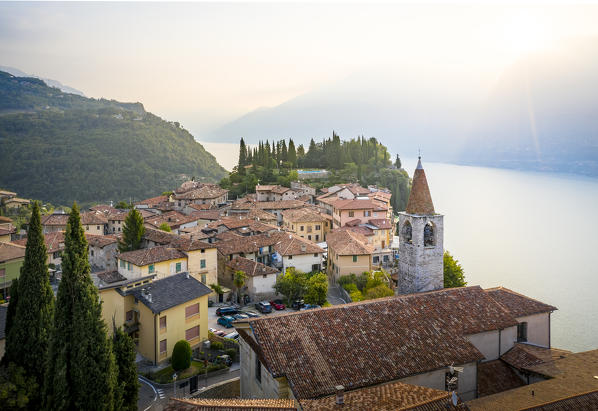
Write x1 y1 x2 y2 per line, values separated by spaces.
444 251 467 288
210 283 224 295
233 270 246 304
158 223 171 232
115 201 132 209
288 139 297 167
394 154 402 169
0 363 38 410
112 328 139 411
44 203 117 411
304 273 328 305
364 284 394 299
172 340 192 371
4 202 54 406
119 208 145 252
273 268 308 304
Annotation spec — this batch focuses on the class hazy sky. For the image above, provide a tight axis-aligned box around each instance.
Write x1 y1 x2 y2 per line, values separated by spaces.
2 2 598 140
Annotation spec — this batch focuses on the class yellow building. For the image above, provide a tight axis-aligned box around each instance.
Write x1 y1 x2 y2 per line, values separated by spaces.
326 229 373 280
281 208 332 243
98 271 211 365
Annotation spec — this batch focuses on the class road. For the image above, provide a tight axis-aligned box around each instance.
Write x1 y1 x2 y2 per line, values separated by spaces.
327 283 348 305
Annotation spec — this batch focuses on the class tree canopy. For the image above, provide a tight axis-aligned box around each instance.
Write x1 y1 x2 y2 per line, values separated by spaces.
119 209 145 252
443 251 467 288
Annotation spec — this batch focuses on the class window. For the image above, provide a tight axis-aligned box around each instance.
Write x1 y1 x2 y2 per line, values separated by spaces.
364 210 371 217
176 262 182 272
312 264 320 272
126 310 133 322
402 221 412 244
53 252 60 259
288 255 293 260
127 262 131 270
185 326 200 341
0 268 5 279
200 259 206 269
445 371 458 391
149 264 155 274
90 250 94 256
160 339 167 354
86 225 89 231
97 225 100 230
314 253 318 257
255 356 262 383
201 249 205 253
424 222 435 246
201 273 207 283
373 256 379 264
315 235 319 241
348 211 354 217
517 322 528 342
315 225 321 230
185 303 199 318
160 316 166 330
300 226 304 231
308 235 311 241
307 226 312 233
353 255 358 262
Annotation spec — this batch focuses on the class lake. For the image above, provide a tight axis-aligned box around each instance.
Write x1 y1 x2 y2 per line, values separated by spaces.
201 141 598 352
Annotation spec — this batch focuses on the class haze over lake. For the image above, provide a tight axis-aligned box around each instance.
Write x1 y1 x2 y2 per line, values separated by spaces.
207 143 598 352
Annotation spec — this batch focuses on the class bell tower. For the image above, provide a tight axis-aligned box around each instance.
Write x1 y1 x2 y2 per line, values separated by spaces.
397 157 443 294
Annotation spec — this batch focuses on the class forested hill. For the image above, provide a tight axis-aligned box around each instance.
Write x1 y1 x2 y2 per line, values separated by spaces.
0 70 227 205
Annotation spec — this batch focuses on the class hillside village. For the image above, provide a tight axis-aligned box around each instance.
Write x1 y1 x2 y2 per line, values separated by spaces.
1 158 597 411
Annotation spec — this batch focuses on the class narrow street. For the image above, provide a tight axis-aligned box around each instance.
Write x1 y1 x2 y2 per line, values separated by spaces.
327 283 348 305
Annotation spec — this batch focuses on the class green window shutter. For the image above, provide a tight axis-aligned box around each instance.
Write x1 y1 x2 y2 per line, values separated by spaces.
149 264 155 274
200 259 206 269
176 262 182 272
201 273 207 283
353 255 357 262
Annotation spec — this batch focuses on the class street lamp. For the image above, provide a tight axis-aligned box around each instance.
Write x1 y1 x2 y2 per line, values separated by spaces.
172 372 177 398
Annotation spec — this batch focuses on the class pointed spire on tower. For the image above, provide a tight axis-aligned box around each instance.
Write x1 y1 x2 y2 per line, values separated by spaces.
406 156 435 215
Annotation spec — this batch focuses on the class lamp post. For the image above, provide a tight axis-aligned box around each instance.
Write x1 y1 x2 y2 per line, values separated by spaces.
172 372 177 398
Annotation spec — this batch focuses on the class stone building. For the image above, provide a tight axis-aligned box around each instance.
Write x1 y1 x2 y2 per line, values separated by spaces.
397 157 444 294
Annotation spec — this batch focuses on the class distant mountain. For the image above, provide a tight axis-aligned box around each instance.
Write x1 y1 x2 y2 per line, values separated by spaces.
0 65 85 96
0 70 227 205
209 38 598 177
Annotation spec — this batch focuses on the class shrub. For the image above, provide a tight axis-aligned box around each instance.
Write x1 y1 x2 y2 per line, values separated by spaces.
364 284 394 299
350 290 364 302
225 348 237 361
172 340 192 371
342 283 359 293
211 341 224 351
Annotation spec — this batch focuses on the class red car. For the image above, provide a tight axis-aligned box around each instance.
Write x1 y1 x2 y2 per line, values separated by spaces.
270 299 286 310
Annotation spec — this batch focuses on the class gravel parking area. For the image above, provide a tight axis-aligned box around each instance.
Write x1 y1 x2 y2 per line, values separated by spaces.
208 303 296 334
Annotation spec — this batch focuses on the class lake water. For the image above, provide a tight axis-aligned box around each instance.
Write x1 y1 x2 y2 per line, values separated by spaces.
202 142 598 352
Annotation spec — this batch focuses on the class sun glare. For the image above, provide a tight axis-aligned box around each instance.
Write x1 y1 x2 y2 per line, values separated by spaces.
503 12 552 57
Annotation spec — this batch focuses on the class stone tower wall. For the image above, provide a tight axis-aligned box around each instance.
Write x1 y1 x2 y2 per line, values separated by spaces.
397 212 444 294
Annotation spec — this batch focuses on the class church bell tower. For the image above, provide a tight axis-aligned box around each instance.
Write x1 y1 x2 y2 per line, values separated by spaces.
397 157 443 294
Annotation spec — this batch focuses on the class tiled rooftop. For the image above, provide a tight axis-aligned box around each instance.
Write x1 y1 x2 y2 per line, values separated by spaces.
41 213 70 226
477 359 525 397
226 256 280 277
12 231 66 253
281 207 331 223
486 287 557 317
0 242 26 262
405 158 435 215
165 397 297 410
175 185 228 200
501 343 571 372
244 286 519 399
326 229 374 255
118 246 186 266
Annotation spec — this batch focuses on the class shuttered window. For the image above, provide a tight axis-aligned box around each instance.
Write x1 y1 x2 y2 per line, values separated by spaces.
160 316 167 330
185 326 199 341
185 303 199 318
160 339 167 354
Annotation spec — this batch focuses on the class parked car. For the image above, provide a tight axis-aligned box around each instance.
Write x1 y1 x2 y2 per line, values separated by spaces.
216 306 238 317
255 301 272 313
224 331 239 340
292 299 305 310
269 299 286 310
217 316 236 328
240 310 260 318
213 330 227 337
300 304 321 311
233 313 249 320
215 354 233 366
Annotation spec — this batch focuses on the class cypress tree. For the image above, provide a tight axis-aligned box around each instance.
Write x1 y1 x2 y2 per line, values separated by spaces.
119 208 145 252
112 327 139 411
4 202 54 407
238 138 247 168
288 139 297 167
44 203 117 411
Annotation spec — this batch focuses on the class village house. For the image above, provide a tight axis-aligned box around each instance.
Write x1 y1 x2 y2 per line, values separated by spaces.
2 197 30 210
12 231 66 268
106 210 127 234
235 286 557 404
281 207 332 243
340 218 394 266
290 181 316 201
223 256 280 302
229 200 307 224
0 242 25 297
134 194 173 210
331 198 387 228
41 212 69 233
0 216 16 243
98 272 211 365
255 185 299 202
173 183 228 209
81 211 108 235
117 246 188 280
326 229 373 280
87 234 119 271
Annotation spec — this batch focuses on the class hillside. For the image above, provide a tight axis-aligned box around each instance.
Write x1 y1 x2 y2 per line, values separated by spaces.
0 70 227 205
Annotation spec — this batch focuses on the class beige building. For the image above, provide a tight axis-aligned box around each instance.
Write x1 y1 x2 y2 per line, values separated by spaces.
98 272 211 365
326 229 373 280
255 185 298 202
281 208 332 243
0 217 15 243
174 182 228 208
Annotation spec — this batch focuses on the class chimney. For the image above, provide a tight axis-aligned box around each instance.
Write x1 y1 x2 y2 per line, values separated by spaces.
147 293 152 303
335 385 344 405
185 272 190 279
301 244 306 252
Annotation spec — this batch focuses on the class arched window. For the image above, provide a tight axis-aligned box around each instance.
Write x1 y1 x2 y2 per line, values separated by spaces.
424 222 435 246
402 221 412 244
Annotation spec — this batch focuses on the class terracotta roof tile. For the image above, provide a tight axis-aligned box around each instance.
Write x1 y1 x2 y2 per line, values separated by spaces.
41 213 69 226
406 158 435 215
175 184 228 200
86 234 118 248
281 208 332 223
245 286 516 399
227 256 280 277
486 287 557 317
333 198 378 210
96 270 127 284
165 397 297 410
12 231 66 253
326 229 374 255
0 242 26 262
272 231 324 256
135 195 168 206
477 359 526 397
80 211 109 225
501 343 571 373
118 246 186 266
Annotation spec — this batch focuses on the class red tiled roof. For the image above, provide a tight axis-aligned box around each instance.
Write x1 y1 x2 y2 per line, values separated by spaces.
175 185 228 200
245 286 516 399
80 211 108 225
41 213 69 226
272 231 324 256
227 256 280 277
486 287 557 317
0 242 26 262
165 397 297 410
500 343 571 373
281 207 331 223
13 231 66 254
477 359 526 397
89 204 118 214
406 158 435 215
118 246 186 266
333 198 377 210
0 227 16 236
86 234 119 248
326 229 374 255
368 218 392 229
135 195 168 206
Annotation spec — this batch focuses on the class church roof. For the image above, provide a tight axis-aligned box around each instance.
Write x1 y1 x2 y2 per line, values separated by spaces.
405 157 435 215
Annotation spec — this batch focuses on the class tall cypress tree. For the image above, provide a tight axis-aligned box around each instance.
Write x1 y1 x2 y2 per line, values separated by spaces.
288 139 297 167
4 202 54 406
44 203 116 411
113 327 139 411
119 208 145 252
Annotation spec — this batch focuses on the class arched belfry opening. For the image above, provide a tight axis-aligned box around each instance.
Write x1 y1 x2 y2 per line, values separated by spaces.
424 221 435 246
402 220 412 244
